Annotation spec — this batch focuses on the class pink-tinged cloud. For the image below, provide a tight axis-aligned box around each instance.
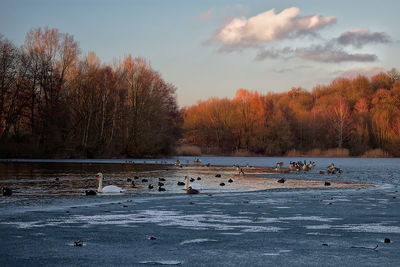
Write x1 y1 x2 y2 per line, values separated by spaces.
199 9 213 22
337 28 390 48
211 7 336 51
333 67 384 78
234 4 249 15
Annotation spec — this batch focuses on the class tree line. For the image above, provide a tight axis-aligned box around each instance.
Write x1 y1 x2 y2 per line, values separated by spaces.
183 71 400 157
2 27 400 158
0 27 181 158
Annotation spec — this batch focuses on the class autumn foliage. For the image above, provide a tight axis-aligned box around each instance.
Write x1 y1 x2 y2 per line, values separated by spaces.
183 71 400 156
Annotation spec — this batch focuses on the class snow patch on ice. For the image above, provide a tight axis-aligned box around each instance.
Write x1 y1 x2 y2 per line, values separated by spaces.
306 222 400 233
0 209 286 232
180 238 217 245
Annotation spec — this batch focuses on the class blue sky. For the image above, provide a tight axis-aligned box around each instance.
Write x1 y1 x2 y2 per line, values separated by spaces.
1 0 399 106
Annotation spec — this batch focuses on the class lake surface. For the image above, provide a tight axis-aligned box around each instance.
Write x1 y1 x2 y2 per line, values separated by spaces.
1 157 400 266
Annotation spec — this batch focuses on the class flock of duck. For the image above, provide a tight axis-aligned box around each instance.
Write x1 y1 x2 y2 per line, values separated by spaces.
274 161 342 185
84 172 235 196
287 160 316 171
1 160 343 197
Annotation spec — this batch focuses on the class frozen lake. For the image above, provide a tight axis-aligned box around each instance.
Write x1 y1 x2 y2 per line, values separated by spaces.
1 157 399 266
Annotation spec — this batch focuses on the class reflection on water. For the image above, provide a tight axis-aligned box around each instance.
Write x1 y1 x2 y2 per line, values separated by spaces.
0 156 399 198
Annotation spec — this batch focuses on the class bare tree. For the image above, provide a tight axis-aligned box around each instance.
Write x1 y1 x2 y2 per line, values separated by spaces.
330 97 352 148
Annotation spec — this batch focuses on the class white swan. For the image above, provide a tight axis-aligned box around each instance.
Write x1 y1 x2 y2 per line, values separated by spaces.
96 172 124 194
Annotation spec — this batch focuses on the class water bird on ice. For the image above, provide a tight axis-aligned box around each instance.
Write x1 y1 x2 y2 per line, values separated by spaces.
96 173 124 193
74 240 83 246
85 190 96 195
186 186 199 194
2 187 12 196
184 176 201 190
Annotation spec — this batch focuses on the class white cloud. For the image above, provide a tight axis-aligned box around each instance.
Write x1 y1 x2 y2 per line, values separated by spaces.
206 7 392 64
337 28 391 48
211 7 336 51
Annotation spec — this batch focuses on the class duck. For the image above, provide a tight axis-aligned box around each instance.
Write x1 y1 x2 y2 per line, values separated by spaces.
85 190 96 196
2 187 13 196
190 178 195 182
184 176 201 191
228 179 233 183
177 181 185 186
96 173 124 194
159 178 166 181
327 163 335 170
307 161 316 169
141 178 148 183
74 240 83 246
158 186 166 192
186 186 199 194
197 177 201 180
277 178 285 183
158 182 164 186
324 181 331 186
148 184 154 189
215 174 221 178
219 182 225 186
126 181 136 188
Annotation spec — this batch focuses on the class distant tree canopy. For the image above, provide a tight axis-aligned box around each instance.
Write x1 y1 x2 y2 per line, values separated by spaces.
183 71 400 157
0 28 181 158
